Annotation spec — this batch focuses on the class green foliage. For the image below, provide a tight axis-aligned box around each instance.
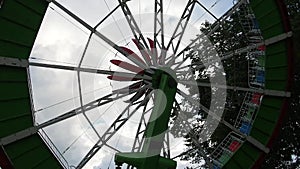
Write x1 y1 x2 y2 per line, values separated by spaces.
171 1 300 168
174 1 300 167
170 4 253 167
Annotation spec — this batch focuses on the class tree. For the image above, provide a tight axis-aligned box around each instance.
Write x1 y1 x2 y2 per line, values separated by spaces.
170 3 253 167
171 1 300 168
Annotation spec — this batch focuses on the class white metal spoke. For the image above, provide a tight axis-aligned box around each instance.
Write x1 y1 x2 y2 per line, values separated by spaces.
38 87 142 129
118 0 148 48
125 93 153 169
176 90 270 154
202 0 246 37
154 0 165 55
171 148 195 160
76 91 153 168
117 0 152 66
177 89 221 121
94 4 121 29
49 0 149 67
166 0 246 66
131 104 153 152
165 0 196 63
172 101 213 167
28 62 151 81
179 80 291 97
195 1 218 21
175 31 293 71
162 130 171 158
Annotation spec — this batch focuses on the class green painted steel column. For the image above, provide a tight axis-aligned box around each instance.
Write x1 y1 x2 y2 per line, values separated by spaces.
140 71 177 169
115 68 177 169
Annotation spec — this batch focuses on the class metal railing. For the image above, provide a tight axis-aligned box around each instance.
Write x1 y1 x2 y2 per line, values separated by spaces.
210 132 244 168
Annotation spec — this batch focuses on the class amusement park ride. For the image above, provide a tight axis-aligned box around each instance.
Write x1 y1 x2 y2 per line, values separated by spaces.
0 0 294 168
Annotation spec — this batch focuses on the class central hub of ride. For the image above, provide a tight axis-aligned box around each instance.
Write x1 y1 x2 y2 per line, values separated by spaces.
115 67 178 169
146 66 177 89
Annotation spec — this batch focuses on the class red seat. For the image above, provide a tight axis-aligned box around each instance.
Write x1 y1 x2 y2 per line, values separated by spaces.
229 140 240 152
251 93 262 105
258 45 266 51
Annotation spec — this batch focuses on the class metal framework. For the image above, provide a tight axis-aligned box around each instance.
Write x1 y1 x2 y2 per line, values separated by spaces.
153 0 164 66
179 80 291 97
154 0 164 50
77 93 152 168
127 103 153 169
177 89 270 153
164 0 196 64
166 0 246 67
0 0 292 169
118 0 151 66
175 31 293 72
130 102 152 152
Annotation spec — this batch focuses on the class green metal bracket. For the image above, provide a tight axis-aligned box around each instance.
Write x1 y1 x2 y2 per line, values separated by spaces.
115 68 177 169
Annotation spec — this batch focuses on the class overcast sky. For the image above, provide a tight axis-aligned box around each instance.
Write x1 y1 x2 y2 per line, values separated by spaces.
29 0 233 168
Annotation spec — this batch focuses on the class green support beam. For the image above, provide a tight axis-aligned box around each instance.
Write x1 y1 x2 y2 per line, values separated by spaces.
115 68 177 169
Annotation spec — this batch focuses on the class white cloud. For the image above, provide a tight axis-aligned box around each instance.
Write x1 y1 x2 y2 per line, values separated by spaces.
29 0 233 168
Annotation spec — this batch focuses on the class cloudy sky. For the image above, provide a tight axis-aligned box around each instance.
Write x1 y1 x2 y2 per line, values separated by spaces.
28 0 233 168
